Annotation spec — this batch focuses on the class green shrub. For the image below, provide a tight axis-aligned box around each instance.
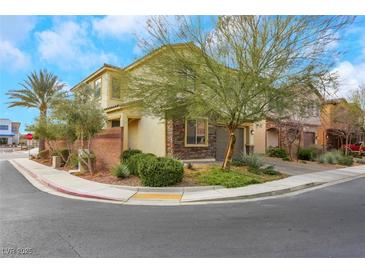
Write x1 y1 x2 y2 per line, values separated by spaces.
232 158 245 166
282 156 291 161
111 163 130 178
138 157 184 187
52 148 70 163
38 149 50 159
240 153 264 170
68 152 79 169
197 167 261 188
298 148 317 161
267 147 288 158
120 149 142 162
317 150 353 166
261 165 281 175
127 153 156 176
338 155 353 166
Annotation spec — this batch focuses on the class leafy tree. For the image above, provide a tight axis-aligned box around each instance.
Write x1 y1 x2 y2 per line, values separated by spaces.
331 101 364 154
54 84 107 173
128 16 353 170
272 87 322 160
7 70 65 151
349 85 365 132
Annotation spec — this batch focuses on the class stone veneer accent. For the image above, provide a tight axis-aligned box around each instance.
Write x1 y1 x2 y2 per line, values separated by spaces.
166 119 216 160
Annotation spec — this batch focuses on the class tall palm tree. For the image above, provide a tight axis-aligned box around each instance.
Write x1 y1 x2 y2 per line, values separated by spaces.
7 69 65 151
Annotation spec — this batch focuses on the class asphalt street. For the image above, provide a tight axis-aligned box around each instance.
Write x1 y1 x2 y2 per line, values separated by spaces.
1 156 365 257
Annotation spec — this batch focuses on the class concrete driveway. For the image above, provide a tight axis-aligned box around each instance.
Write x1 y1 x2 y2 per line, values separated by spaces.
262 156 341 176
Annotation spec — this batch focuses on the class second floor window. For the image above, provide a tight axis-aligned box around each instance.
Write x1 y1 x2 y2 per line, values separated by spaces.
111 77 121 99
94 78 101 97
0 125 9 130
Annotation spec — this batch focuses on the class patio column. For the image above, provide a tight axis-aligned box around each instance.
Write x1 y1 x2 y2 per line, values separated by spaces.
120 113 128 151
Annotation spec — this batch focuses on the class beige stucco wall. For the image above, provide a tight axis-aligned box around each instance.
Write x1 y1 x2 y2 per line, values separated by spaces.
267 129 279 148
106 107 166 157
253 120 267 154
128 119 139 149
139 116 166 156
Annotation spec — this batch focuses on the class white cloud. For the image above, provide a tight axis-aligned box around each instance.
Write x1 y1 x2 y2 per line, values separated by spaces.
0 16 37 44
92 16 147 38
0 40 30 70
332 61 365 97
36 20 119 70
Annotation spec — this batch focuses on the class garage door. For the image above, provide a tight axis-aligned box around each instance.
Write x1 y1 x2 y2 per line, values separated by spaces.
216 127 244 161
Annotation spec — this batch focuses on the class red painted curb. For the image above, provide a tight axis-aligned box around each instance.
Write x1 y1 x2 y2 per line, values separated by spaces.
12 161 123 202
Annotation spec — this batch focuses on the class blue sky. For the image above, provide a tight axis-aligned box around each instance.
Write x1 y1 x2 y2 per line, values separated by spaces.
1 15 365 132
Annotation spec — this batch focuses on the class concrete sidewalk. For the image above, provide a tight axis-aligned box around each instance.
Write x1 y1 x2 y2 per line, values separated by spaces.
10 158 365 206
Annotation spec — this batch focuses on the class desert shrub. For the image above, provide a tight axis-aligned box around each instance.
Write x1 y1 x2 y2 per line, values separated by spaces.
298 148 317 161
68 152 79 169
120 149 142 162
354 158 365 164
197 167 261 188
282 156 291 161
338 155 353 166
260 165 281 175
111 163 130 178
240 153 264 170
127 153 156 176
318 150 353 166
38 149 50 159
267 147 288 158
138 157 184 187
232 157 245 166
52 148 70 163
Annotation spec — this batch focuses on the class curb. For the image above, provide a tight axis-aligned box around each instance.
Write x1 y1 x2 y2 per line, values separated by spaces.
182 182 325 203
11 160 123 202
9 159 365 206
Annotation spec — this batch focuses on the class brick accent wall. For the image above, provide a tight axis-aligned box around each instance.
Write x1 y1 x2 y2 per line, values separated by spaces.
91 127 123 170
166 119 216 160
46 127 123 171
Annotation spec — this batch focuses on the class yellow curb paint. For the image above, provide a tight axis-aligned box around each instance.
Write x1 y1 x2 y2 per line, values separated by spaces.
132 193 182 200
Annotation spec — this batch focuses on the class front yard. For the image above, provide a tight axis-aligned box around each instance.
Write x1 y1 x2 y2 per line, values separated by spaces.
31 156 285 188
76 163 285 188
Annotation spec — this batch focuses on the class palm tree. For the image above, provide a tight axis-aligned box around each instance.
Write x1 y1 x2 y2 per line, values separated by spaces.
7 69 65 151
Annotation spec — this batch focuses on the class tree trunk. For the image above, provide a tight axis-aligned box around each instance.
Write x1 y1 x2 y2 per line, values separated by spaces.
296 129 302 162
38 109 47 152
222 127 236 171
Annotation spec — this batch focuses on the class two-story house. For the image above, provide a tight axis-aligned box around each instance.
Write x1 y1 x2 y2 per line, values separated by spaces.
71 44 256 163
0 118 20 146
254 90 323 154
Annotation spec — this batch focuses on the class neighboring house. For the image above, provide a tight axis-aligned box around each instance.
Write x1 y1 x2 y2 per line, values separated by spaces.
254 92 322 154
317 98 364 150
0 118 20 146
254 117 321 154
71 45 256 162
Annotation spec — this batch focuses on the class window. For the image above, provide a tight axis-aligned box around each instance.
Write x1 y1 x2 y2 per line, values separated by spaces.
94 78 101 97
111 120 120 128
0 125 9 130
111 77 121 99
185 119 208 146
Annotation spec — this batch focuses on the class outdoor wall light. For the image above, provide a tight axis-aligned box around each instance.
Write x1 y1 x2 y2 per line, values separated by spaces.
250 129 255 135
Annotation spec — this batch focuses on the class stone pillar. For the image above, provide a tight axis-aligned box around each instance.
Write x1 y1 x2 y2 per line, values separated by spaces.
120 113 128 151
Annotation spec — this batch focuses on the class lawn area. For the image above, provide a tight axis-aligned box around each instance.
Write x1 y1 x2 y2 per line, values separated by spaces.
184 164 286 188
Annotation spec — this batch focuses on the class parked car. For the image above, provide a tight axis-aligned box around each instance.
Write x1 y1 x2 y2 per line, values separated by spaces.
344 142 365 154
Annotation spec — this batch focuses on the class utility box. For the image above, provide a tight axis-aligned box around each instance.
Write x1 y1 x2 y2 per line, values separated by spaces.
52 156 61 169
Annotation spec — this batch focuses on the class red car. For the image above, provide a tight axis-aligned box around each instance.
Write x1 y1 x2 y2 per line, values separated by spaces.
344 142 365 153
